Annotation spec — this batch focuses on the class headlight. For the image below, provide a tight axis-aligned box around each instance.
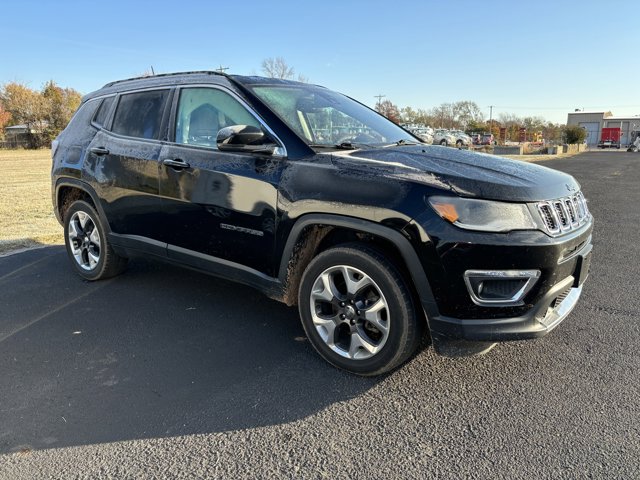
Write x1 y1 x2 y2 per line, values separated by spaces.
428 196 536 233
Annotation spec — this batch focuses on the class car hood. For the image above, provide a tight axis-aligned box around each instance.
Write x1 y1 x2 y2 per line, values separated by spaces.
330 145 580 202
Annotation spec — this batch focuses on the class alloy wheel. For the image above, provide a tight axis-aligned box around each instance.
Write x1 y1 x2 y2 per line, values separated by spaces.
309 265 390 360
68 211 101 271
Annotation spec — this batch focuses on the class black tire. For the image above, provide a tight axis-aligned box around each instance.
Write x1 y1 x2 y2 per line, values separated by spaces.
298 243 423 376
456 140 463 147
63 200 127 281
440 139 447 146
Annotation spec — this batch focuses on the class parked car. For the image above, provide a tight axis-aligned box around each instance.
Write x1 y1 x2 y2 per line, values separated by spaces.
467 133 482 145
481 133 496 145
450 130 473 147
52 71 593 375
433 129 457 146
399 123 433 144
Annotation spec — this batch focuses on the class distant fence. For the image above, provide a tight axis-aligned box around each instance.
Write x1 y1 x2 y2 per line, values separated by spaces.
0 132 51 149
0 139 32 149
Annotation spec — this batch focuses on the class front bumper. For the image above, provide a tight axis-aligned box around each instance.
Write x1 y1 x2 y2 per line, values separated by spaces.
404 210 593 343
429 273 585 341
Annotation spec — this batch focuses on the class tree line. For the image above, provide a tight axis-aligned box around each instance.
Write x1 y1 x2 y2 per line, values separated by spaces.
258 59 575 144
375 98 578 144
0 58 584 148
0 81 82 147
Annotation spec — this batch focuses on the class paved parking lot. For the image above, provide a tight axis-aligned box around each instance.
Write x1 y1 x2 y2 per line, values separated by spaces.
1 151 639 479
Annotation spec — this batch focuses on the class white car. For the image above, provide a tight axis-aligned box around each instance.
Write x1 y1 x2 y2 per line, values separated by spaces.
450 130 473 147
433 129 457 146
401 124 434 144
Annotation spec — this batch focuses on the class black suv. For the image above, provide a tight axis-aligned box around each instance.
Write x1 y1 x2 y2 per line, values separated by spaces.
52 72 593 375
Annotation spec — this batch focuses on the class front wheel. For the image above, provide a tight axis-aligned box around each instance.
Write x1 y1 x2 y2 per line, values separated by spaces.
64 200 127 281
298 244 423 376
440 139 447 146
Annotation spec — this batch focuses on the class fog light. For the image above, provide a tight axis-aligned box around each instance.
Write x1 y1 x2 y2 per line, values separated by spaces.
464 270 540 306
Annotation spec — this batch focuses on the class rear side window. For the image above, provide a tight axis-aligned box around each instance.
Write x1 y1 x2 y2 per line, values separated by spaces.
112 90 169 140
93 96 114 127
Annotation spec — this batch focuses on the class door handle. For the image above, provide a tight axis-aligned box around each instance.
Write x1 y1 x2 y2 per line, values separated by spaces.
162 158 190 170
90 147 110 156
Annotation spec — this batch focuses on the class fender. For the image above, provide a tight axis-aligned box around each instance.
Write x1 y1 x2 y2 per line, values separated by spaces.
278 213 440 320
54 178 109 231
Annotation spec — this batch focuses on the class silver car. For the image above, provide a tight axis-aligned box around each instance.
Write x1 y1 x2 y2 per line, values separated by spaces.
401 124 434 144
433 129 457 146
451 130 473 147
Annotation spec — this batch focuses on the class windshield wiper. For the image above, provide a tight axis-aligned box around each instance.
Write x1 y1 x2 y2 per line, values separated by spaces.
393 139 419 146
308 142 364 150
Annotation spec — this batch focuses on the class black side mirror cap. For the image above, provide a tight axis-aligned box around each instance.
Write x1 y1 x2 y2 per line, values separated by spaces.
217 125 278 154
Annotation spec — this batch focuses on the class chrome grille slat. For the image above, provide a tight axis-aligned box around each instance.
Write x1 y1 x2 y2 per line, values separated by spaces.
536 193 590 236
537 203 559 234
553 201 570 230
571 195 583 221
564 199 577 226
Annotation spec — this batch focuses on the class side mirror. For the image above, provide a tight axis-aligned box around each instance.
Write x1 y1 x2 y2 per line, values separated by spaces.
216 125 278 154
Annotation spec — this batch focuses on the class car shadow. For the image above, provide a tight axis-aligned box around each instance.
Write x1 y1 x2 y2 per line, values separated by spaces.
0 246 380 453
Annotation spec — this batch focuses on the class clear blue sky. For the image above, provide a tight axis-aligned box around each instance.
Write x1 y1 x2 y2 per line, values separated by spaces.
1 0 638 124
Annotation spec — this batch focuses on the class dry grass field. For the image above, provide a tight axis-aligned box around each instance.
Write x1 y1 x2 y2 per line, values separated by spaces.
0 149 63 255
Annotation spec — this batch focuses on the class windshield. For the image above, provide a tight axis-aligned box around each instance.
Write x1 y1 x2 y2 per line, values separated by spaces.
249 84 416 147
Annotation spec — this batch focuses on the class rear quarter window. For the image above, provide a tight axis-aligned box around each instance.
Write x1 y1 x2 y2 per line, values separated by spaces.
55 98 101 144
92 96 115 128
111 90 169 140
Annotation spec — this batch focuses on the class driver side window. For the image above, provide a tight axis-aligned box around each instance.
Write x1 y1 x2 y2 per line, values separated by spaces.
175 88 261 148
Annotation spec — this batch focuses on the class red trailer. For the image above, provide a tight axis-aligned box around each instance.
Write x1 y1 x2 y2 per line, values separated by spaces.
598 127 622 149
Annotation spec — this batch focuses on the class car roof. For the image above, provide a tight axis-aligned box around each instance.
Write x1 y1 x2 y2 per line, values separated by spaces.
83 71 311 102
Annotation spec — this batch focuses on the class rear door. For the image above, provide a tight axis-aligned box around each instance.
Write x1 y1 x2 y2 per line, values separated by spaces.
157 86 284 275
85 89 171 247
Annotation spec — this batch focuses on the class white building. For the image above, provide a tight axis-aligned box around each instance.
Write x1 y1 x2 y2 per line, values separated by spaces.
566 111 640 146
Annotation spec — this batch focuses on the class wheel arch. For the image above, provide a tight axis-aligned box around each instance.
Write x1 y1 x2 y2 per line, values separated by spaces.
55 179 107 230
278 214 439 319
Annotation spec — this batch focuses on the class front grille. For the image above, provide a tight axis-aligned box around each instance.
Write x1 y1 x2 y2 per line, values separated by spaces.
536 192 590 236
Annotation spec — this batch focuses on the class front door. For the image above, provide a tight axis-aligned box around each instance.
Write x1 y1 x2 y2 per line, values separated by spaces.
158 86 283 276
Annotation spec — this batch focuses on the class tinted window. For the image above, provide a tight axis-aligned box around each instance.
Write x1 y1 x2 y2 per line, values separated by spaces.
112 90 169 140
93 96 114 127
175 88 261 148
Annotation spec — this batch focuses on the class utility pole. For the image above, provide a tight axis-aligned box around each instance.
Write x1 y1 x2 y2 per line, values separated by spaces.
489 105 494 137
374 94 386 107
216 65 229 73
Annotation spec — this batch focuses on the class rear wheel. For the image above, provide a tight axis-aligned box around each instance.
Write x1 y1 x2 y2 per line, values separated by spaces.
440 139 447 146
298 243 423 376
63 200 127 281
456 140 463 147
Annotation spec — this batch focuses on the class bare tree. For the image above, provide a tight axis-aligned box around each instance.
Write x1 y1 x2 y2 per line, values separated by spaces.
375 99 401 124
452 101 484 128
261 57 295 79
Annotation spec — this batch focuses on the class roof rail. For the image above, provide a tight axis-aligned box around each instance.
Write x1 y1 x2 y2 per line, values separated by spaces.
102 70 227 88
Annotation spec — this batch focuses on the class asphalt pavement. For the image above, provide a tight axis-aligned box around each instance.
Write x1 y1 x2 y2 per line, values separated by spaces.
1 151 639 479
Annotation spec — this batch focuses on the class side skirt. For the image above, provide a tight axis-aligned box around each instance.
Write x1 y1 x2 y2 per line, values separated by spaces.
108 233 284 300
